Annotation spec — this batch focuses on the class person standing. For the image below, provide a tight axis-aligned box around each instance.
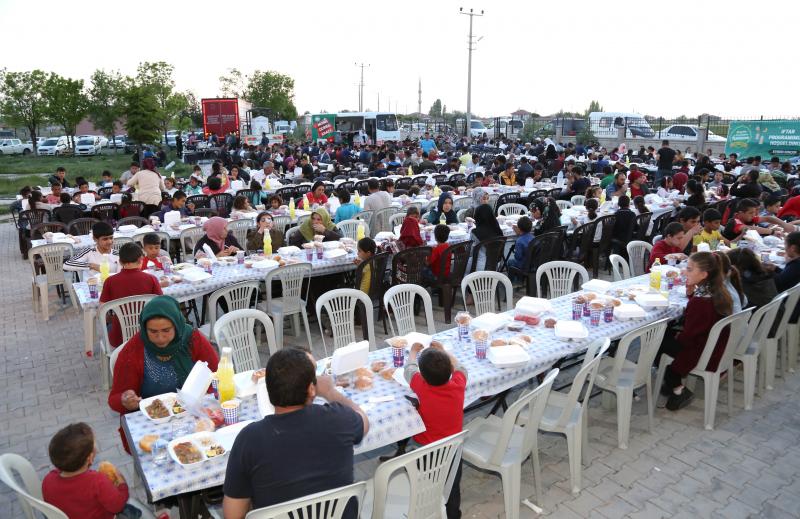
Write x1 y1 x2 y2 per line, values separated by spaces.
175 133 183 160
126 158 166 217
655 140 676 183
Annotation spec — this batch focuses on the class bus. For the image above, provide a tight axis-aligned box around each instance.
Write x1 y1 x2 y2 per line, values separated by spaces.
309 112 400 145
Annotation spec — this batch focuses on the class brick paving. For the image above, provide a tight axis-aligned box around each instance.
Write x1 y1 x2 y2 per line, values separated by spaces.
1 220 799 518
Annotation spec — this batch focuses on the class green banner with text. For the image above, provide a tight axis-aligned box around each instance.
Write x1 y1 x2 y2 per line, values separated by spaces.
310 114 336 142
725 120 800 158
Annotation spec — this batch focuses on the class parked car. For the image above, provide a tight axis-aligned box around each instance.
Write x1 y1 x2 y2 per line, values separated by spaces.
124 139 140 154
589 112 656 139
25 137 47 149
0 138 33 155
37 136 71 156
108 135 126 149
536 118 587 138
162 130 180 149
659 124 726 142
74 136 102 155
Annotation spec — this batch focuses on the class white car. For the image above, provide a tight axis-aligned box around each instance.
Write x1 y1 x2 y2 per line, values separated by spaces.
37 136 70 156
74 136 101 155
0 138 33 155
469 120 488 138
660 124 726 142
108 135 127 149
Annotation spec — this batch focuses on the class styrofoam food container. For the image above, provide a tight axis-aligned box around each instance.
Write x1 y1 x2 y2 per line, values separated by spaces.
635 293 669 309
515 296 552 315
139 392 183 423
252 259 279 269
614 303 647 320
582 279 611 292
470 312 511 333
322 241 341 250
277 246 300 256
554 320 589 340
487 344 530 368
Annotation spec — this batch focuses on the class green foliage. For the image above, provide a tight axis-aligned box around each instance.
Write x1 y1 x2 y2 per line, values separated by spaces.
181 91 204 128
576 125 597 145
136 61 186 143
0 70 49 152
219 68 246 98
87 69 125 150
121 84 161 151
43 73 88 148
584 100 603 116
429 99 442 118
519 124 539 143
243 70 297 121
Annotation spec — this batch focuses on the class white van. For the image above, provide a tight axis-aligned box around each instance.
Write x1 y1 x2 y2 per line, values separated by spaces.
37 136 70 156
589 112 655 139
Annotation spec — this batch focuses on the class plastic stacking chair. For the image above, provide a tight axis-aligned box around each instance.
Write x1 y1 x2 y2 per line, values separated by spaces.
264 263 313 349
626 241 653 277
461 271 513 316
388 212 405 230
655 309 752 430
496 203 529 217
535 338 610 494
0 453 155 519
214 309 278 372
732 295 785 410
227 219 254 251
368 432 467 519
28 243 77 321
199 281 260 342
337 219 369 241
179 226 205 260
555 200 572 211
761 283 800 389
570 195 586 206
132 231 170 251
245 481 366 519
594 320 669 449
535 261 589 299
778 282 800 375
98 294 157 389
462 369 558 518
609 254 631 281
316 289 376 355
383 284 436 337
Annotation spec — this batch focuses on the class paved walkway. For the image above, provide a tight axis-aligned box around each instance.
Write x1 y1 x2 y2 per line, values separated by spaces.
1 221 799 518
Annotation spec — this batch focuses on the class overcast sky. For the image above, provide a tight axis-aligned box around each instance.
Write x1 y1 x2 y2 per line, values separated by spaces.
1 0 794 118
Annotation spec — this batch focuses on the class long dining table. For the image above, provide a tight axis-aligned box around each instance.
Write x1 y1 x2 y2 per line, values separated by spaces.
121 274 686 509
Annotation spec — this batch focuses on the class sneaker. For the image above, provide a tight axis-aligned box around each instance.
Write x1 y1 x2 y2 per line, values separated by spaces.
660 384 674 397
666 388 694 411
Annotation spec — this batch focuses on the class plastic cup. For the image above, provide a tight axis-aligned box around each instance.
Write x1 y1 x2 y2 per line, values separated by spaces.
151 439 168 466
210 378 219 400
88 283 98 299
603 304 614 323
221 400 241 426
203 262 213 275
667 276 675 290
306 249 314 261
582 301 591 317
236 251 244 265
392 346 405 367
590 308 601 327
571 300 583 320
458 324 470 344
424 230 431 242
194 216 202 226
474 339 488 359
316 248 324 260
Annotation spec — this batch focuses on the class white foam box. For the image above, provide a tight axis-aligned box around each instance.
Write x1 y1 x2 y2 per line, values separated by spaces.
331 340 369 375
487 344 530 368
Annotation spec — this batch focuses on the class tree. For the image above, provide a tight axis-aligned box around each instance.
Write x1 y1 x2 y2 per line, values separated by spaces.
0 70 48 153
243 70 297 121
121 84 161 162
181 90 204 129
428 99 442 118
87 69 125 152
43 73 88 149
584 100 603 116
136 61 184 148
219 68 246 98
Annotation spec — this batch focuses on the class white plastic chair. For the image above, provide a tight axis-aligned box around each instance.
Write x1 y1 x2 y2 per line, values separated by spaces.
594 319 669 449
28 243 76 321
355 210 373 227
535 338 610 494
456 208 469 223
655 308 752 430
316 289 376 354
199 281 260 342
112 236 133 255
245 481 367 519
462 369 558 518
453 196 472 212
271 215 291 234
732 295 785 409
370 206 400 238
132 231 171 252
338 219 368 241
762 283 800 389
0 453 155 519
369 431 467 519
570 195 586 207
227 219 254 251
497 203 528 217
214 309 277 372
777 282 800 375
609 254 630 281
626 241 653 277
383 284 436 337
555 200 572 211
388 212 405 230
461 271 513 316
535 261 589 299
487 193 500 210
284 226 302 245
264 262 313 349
109 341 126 377
179 225 204 260
98 294 157 389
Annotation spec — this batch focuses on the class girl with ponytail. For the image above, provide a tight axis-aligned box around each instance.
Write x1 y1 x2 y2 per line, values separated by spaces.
657 251 733 411
715 251 746 313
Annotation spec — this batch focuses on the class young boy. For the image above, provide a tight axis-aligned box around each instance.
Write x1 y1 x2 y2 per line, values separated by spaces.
760 196 782 221
353 237 376 294
508 215 535 271
648 222 688 270
42 422 130 519
693 208 729 250
64 222 120 275
334 189 361 223
427 224 451 280
140 233 171 271
100 170 114 188
722 198 795 241
101 242 163 347
404 342 467 519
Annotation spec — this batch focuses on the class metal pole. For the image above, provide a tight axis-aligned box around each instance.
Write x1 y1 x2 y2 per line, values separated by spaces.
460 8 484 139
355 63 369 112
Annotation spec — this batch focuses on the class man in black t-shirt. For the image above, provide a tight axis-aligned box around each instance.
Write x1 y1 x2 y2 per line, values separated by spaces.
223 348 369 519
655 140 676 183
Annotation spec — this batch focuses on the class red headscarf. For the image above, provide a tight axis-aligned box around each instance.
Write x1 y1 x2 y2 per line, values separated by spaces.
203 216 228 250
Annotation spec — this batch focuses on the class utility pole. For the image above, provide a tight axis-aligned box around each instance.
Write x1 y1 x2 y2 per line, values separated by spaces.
459 7 484 138
377 92 380 111
355 63 369 112
418 78 422 115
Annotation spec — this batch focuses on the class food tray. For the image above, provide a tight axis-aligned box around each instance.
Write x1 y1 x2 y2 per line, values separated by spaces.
581 279 611 292
554 320 589 340
252 259 279 269
635 293 669 308
487 344 531 368
139 393 185 423
168 432 226 468
515 296 552 315
323 248 347 259
470 312 511 333
614 303 647 320
277 246 300 256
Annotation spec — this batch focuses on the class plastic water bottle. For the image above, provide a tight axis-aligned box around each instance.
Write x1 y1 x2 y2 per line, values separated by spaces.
439 213 446 225
99 254 110 282
356 223 365 241
289 198 296 219
263 232 272 255
217 347 235 403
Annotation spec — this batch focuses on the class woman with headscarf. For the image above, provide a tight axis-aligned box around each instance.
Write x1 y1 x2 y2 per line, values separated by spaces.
289 207 342 246
470 204 504 270
530 196 561 236
108 296 219 450
194 216 243 258
464 187 490 220
125 157 165 217
399 205 424 248
426 192 458 225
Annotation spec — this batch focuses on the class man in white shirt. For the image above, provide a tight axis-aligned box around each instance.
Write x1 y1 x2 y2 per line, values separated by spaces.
119 162 140 184
363 179 393 212
64 221 120 275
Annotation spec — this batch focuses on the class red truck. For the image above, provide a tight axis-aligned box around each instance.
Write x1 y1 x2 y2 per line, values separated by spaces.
202 98 240 139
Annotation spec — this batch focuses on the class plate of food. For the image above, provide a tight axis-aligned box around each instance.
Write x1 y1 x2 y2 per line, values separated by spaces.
139 393 185 423
168 432 226 468
171 263 195 272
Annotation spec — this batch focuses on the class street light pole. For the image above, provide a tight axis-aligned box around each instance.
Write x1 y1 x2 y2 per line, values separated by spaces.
460 7 483 139
355 63 369 112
